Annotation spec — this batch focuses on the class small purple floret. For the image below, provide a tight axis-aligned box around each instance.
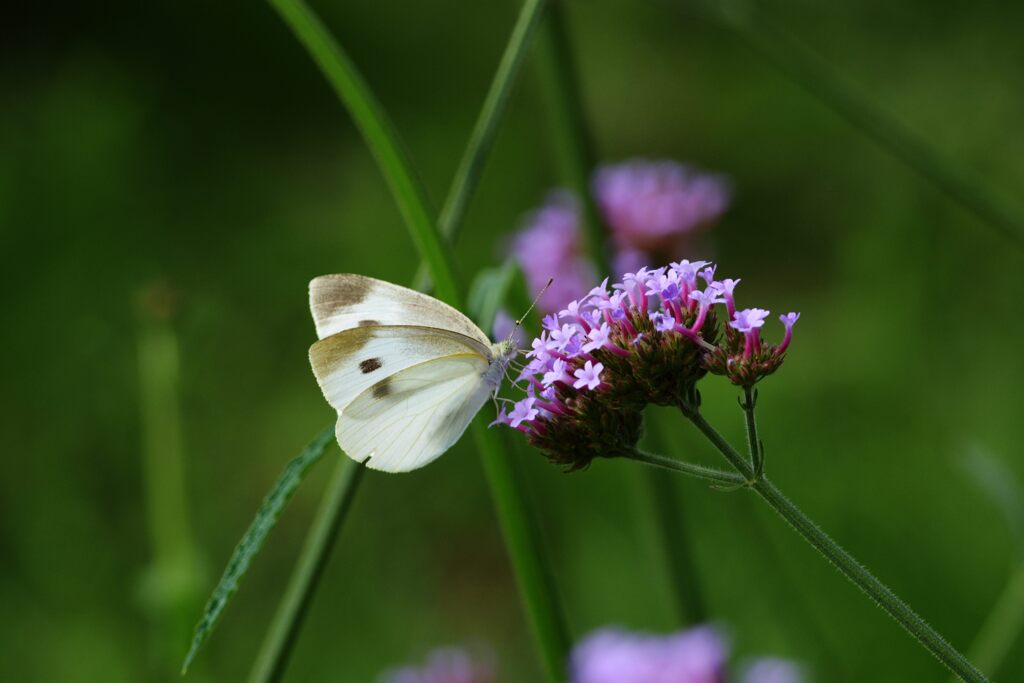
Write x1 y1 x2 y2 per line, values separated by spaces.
572 360 604 390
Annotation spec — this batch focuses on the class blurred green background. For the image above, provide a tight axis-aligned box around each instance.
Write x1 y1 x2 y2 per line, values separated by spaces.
3 0 1024 680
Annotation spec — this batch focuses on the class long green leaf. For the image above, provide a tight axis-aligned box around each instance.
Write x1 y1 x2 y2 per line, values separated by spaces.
181 426 334 673
185 0 552 676
267 0 460 306
698 0 1024 248
265 1 572 679
534 1 610 275
247 456 364 683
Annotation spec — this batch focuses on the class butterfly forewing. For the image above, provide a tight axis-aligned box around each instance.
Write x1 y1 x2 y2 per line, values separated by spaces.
337 354 495 472
309 274 490 345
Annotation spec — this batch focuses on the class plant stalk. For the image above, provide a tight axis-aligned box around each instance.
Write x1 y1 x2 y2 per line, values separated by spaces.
266 1 572 679
247 457 364 683
622 447 745 486
534 0 610 275
952 563 1024 682
413 0 550 292
700 1 1024 249
683 407 989 682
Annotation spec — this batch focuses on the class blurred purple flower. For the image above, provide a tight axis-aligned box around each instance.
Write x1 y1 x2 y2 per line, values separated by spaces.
571 626 729 683
378 647 494 683
594 159 730 254
511 192 595 313
492 309 525 349
741 658 805 683
510 160 729 313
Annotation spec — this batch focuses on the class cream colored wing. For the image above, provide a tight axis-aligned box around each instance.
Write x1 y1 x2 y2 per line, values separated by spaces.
336 354 496 472
309 325 491 415
309 274 490 345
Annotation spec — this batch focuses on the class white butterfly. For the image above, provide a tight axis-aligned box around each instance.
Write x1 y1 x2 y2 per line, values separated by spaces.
307 274 518 473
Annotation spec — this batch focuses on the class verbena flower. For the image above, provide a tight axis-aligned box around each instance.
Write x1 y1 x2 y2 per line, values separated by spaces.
511 192 596 313
378 647 494 683
570 626 729 683
497 261 799 469
510 160 730 313
595 159 730 274
741 658 806 683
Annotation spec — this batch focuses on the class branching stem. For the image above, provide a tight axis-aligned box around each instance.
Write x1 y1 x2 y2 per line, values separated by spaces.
677 405 989 683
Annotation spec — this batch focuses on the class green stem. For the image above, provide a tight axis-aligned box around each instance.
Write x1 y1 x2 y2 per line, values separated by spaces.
641 468 707 625
247 457 365 683
703 1 1024 249
683 407 989 682
136 295 204 673
267 1 571 679
475 428 571 682
621 447 745 486
534 0 610 275
414 0 549 292
953 563 1024 681
268 0 460 305
740 386 762 476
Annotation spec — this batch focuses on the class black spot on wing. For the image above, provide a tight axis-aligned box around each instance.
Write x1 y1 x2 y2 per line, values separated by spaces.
358 319 379 327
360 358 383 374
372 378 391 398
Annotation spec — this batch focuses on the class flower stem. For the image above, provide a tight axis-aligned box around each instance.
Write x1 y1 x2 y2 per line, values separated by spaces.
412 0 549 292
267 0 460 305
697 0 1024 249
740 386 762 476
247 457 364 683
534 0 611 275
951 563 1024 682
267 2 572 679
683 408 990 682
621 447 746 486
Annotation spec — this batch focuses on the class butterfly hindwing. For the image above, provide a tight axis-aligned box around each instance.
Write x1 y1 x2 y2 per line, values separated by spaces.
337 354 495 472
309 274 490 345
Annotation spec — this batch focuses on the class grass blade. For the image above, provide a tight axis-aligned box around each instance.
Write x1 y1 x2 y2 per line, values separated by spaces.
535 2 721 634
181 426 334 673
267 0 459 305
266 1 572 678
534 1 610 275
247 456 364 683
698 0 1024 248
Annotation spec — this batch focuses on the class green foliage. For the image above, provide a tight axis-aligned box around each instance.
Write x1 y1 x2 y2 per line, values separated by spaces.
467 259 522 334
181 427 334 673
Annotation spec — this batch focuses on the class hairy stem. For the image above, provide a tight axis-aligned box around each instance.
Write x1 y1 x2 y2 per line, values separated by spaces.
698 0 1024 249
260 0 570 680
681 407 989 682
534 0 610 275
621 447 746 486
952 563 1024 681
740 386 761 475
412 0 549 292
247 458 364 683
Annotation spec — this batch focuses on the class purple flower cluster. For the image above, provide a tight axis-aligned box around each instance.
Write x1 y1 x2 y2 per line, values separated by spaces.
571 626 728 683
378 632 805 683
595 160 731 275
378 648 494 683
512 160 730 313
741 658 805 683
494 261 799 469
570 626 805 683
511 193 597 314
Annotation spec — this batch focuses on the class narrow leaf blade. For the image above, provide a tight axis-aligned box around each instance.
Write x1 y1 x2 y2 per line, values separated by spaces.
181 426 335 673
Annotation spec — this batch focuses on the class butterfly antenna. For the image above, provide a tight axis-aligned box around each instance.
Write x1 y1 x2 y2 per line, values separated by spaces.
507 277 554 344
